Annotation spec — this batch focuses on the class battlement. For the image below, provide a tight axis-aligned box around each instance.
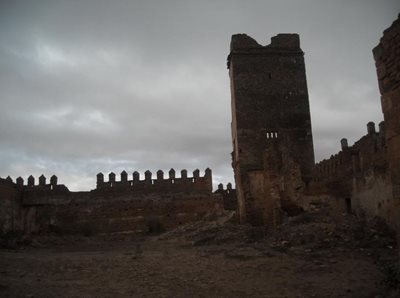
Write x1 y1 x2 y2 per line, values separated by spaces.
95 168 212 193
3 174 70 194
314 121 387 181
0 167 220 235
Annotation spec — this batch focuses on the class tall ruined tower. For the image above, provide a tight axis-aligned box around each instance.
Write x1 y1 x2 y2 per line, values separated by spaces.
228 33 314 225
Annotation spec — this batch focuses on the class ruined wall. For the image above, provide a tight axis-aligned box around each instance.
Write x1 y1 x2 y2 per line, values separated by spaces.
2 169 222 235
373 14 400 234
215 183 237 211
0 178 22 234
23 191 221 235
308 122 393 225
95 168 212 194
228 33 314 225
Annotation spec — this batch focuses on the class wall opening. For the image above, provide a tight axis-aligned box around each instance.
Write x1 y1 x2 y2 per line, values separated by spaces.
266 131 278 139
345 198 352 214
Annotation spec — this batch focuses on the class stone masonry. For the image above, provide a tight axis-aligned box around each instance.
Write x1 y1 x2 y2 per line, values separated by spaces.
373 15 400 235
228 33 314 226
0 169 222 235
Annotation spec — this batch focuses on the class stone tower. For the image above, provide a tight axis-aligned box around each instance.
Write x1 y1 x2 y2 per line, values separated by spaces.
228 33 314 225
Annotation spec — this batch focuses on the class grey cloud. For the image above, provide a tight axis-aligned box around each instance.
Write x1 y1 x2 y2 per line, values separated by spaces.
0 0 399 190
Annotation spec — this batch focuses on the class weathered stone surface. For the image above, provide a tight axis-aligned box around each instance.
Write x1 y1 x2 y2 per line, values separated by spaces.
228 33 314 225
0 178 21 234
373 14 400 235
0 169 219 235
304 15 400 238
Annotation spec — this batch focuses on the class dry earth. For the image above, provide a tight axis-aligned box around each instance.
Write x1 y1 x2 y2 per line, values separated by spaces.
0 205 399 298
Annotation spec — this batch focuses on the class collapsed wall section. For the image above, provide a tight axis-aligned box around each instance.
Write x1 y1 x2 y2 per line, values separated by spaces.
307 122 393 223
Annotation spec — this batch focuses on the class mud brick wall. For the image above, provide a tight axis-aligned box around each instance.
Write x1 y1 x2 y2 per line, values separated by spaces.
304 15 400 235
214 183 237 211
16 169 220 234
228 33 314 225
0 178 22 234
22 192 222 235
308 122 393 225
373 14 400 234
0 168 221 235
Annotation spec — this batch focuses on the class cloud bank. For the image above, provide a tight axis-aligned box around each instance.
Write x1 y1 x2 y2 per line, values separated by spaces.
0 0 399 190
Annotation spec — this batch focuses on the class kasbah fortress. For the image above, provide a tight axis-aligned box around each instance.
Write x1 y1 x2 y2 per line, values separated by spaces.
1 15 399 250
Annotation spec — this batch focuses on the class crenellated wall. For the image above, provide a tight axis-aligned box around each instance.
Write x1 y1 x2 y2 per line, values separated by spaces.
0 168 222 235
306 120 395 230
305 14 399 235
95 168 212 194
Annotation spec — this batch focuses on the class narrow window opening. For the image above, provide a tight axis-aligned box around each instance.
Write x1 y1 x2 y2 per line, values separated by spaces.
268 73 272 79
345 198 352 214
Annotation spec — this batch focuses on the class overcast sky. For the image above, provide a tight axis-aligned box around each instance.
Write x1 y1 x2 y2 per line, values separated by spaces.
0 1 399 191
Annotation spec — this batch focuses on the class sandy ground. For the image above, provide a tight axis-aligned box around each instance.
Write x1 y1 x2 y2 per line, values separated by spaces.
0 208 398 298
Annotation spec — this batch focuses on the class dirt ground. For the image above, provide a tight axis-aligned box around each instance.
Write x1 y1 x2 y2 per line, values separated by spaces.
0 206 399 298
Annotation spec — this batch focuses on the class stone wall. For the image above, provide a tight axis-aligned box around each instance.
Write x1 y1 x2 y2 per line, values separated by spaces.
214 183 237 211
306 122 394 228
96 168 212 194
228 33 314 226
299 15 400 236
1 169 222 235
0 178 22 234
373 14 400 235
22 191 221 235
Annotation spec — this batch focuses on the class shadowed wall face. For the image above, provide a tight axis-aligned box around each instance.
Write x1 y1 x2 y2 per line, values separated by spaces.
229 33 314 224
0 169 219 235
373 14 400 234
